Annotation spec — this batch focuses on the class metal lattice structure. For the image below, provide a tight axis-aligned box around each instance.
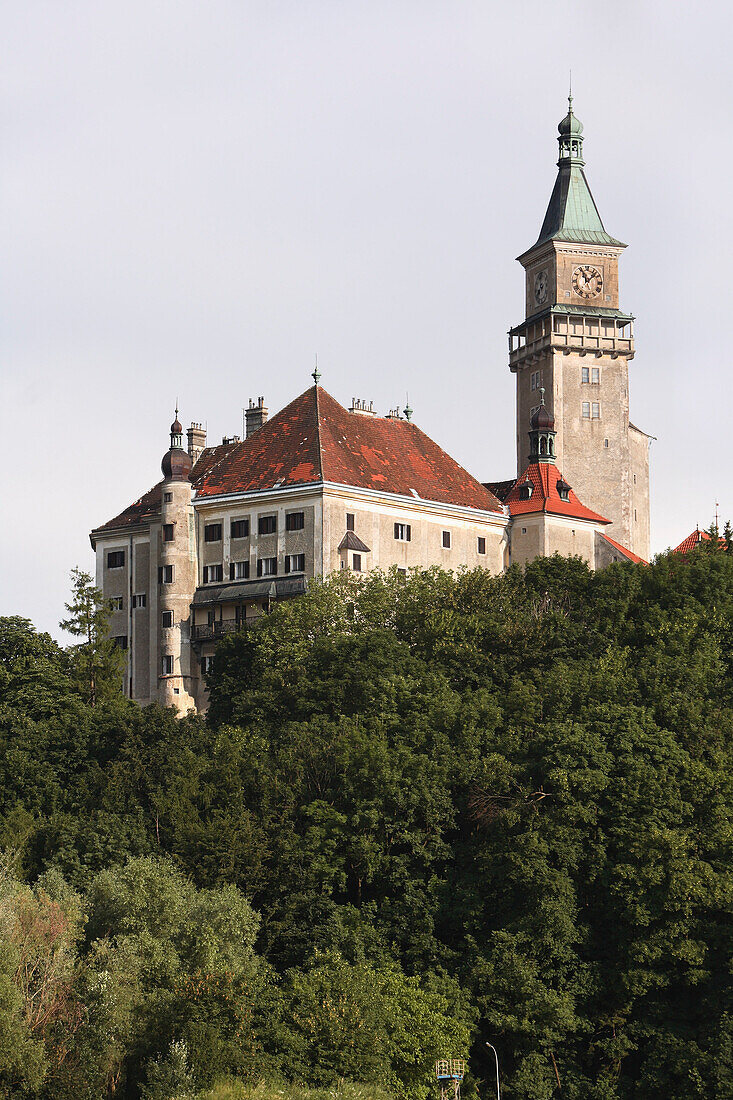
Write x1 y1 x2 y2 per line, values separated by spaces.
435 1060 466 1100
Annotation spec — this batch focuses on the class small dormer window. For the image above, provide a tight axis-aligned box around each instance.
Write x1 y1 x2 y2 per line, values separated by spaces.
557 479 571 502
519 484 533 501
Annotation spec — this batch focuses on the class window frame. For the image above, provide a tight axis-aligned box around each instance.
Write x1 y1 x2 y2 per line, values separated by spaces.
203 564 223 584
442 530 451 549
132 593 147 609
582 401 590 419
107 550 125 569
110 596 124 611
229 560 250 581
285 511 305 531
204 523 222 543
230 518 250 539
162 523 174 542
257 556 278 577
161 654 174 676
158 565 174 584
352 553 362 572
346 513 355 532
394 522 411 542
161 610 174 628
477 536 486 555
258 514 277 536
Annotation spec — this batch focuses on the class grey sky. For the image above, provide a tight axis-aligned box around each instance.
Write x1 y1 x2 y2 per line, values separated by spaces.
3 1 730 639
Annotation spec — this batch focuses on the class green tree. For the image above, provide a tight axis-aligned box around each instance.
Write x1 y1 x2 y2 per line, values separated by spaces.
60 567 124 705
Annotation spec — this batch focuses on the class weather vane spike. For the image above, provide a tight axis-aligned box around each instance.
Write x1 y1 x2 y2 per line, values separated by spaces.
403 392 413 422
569 69 573 109
312 353 321 385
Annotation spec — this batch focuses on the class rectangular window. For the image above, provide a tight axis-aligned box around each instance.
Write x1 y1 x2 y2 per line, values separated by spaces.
285 553 306 574
201 655 215 675
107 550 125 569
230 518 249 539
582 402 590 419
161 610 174 628
203 564 223 584
604 438 609 448
529 405 539 422
591 366 600 384
258 557 278 577
582 366 589 383
352 553 362 572
394 523 411 542
158 565 174 584
164 491 173 503
229 560 250 581
397 568 407 578
346 513 355 531
258 515 277 535
286 511 305 531
204 523 222 543
162 523 174 542
477 537 486 555
442 530 451 549
114 635 128 650
530 370 540 391
161 655 174 676
592 402 600 419
110 596 124 611
132 593 146 609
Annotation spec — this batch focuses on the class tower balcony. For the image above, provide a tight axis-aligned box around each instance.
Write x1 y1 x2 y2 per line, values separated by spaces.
509 308 634 370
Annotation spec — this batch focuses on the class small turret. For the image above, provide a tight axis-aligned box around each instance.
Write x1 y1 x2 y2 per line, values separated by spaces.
528 389 556 463
162 409 192 481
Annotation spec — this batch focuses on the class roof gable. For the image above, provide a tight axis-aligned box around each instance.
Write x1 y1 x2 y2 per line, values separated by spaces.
505 462 609 524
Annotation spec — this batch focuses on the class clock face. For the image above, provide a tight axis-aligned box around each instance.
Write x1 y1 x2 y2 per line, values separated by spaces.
534 269 548 304
572 264 603 299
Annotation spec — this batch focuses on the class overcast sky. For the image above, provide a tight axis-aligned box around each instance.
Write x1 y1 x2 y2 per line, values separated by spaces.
3 1 731 639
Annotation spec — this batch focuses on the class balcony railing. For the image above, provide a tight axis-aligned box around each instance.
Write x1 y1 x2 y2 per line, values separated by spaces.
192 618 257 642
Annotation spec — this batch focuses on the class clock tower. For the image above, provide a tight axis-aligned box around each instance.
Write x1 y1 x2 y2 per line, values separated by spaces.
509 98 651 561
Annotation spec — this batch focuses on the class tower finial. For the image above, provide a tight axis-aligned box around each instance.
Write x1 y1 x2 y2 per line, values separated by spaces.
539 386 546 405
312 353 321 385
568 70 572 110
403 393 413 422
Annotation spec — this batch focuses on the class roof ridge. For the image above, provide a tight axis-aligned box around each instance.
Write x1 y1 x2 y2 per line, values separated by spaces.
313 385 325 483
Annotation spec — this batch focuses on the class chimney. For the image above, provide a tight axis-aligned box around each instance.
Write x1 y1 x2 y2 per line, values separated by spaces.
245 396 268 437
349 397 377 417
187 422 207 463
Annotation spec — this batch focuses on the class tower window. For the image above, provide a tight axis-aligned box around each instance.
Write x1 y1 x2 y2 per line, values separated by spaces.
110 597 124 611
158 565 174 584
519 484 533 501
582 402 590 419
161 610 174 628
163 523 174 542
530 370 540 391
202 655 214 675
346 513 355 531
161 655 173 676
591 367 600 383
582 366 589 383
164 492 173 503
442 531 451 549
477 537 486 555
592 402 600 419
604 439 609 448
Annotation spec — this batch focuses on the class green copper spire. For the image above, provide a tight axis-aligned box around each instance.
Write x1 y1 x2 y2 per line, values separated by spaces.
529 97 625 251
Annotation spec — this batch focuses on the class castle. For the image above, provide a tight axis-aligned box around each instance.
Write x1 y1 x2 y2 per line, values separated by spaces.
90 100 650 713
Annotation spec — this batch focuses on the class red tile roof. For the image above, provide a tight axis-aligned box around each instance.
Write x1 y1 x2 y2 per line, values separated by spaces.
504 462 610 523
93 387 504 537
672 528 725 554
195 386 503 512
601 534 647 565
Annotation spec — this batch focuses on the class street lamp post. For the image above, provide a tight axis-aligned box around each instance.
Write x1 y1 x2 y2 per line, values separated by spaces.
485 1043 500 1100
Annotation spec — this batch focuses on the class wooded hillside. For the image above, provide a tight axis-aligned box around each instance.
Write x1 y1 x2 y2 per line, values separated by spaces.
1 550 731 1098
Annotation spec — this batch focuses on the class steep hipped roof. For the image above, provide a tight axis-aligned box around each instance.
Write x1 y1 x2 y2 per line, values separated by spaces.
194 386 503 512
672 528 725 554
504 462 609 524
92 387 504 539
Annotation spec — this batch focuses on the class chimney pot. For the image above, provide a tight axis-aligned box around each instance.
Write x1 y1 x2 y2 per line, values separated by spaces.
245 397 268 437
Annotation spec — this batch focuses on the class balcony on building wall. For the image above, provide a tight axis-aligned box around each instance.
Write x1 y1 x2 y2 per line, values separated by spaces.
509 310 634 369
191 618 255 641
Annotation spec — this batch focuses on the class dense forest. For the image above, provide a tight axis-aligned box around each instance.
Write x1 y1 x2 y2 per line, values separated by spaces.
1 549 732 1099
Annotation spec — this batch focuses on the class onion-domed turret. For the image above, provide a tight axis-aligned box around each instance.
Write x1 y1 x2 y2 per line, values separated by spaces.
528 388 557 464
161 408 192 481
